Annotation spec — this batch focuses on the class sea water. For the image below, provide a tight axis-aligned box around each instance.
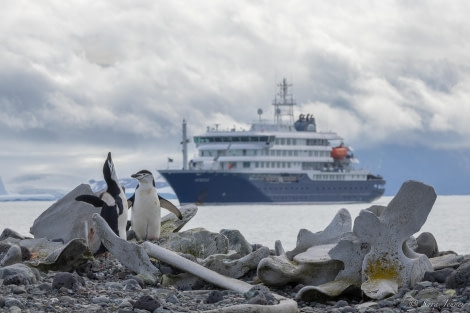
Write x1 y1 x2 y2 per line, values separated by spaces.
0 195 469 254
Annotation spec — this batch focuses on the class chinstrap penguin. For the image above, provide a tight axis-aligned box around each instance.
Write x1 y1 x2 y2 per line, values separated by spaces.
128 170 183 241
75 191 119 255
102 152 128 239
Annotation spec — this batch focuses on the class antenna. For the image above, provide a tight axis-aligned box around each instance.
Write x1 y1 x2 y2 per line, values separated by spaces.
257 108 263 121
272 78 295 125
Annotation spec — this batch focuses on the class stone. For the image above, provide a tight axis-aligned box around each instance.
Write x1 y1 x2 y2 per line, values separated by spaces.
19 238 91 272
160 204 198 237
30 184 103 253
0 244 22 266
91 213 159 279
415 232 439 258
446 261 470 289
206 290 224 303
220 229 253 256
133 295 161 312
201 246 270 278
355 180 436 299
244 285 276 305
423 268 454 283
0 263 40 285
0 228 25 241
158 228 229 259
430 253 463 270
52 272 85 291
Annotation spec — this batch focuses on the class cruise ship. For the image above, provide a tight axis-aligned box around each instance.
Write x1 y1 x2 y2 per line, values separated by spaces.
159 79 385 204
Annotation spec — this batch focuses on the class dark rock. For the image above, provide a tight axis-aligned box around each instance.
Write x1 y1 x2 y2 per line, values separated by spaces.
0 228 26 241
52 272 85 291
38 283 52 291
415 232 439 258
335 299 349 307
206 290 224 304
0 263 39 285
122 279 141 290
247 293 268 305
133 295 161 312
0 296 5 308
446 262 470 289
244 285 275 305
166 293 179 304
424 268 454 283
220 229 253 256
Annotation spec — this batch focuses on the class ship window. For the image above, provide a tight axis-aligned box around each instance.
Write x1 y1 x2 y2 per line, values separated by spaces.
243 162 250 168
276 150 281 156
292 139 296 145
288 151 293 156
272 162 276 168
286 139 291 145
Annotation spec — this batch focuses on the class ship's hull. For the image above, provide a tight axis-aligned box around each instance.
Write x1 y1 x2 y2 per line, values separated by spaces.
159 170 385 205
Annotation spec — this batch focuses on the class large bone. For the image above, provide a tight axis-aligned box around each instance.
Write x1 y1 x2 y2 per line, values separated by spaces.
91 213 159 279
296 232 370 301
355 180 436 299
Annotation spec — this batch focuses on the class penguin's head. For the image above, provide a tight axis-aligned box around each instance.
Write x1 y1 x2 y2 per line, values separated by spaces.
131 170 155 187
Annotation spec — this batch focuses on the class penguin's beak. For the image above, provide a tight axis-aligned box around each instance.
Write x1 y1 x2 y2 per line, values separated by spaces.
131 173 141 179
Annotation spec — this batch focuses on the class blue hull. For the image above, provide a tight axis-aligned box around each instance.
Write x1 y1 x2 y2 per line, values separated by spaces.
159 170 385 205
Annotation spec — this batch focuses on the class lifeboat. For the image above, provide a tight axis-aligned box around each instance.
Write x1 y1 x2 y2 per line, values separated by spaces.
331 146 348 160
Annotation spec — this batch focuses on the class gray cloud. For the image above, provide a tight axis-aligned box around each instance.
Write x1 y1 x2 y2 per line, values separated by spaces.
1 1 470 192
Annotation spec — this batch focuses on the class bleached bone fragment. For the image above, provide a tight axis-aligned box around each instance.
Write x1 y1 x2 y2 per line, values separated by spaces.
201 246 270 278
258 241 343 286
355 180 436 299
257 209 351 287
91 213 159 279
30 184 102 253
286 208 351 259
296 232 370 301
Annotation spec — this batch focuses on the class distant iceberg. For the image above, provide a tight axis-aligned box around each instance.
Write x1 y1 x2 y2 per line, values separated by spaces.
0 176 57 202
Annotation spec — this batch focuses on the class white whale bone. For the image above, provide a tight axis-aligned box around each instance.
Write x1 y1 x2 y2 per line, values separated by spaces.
91 213 159 278
286 208 351 259
355 180 436 299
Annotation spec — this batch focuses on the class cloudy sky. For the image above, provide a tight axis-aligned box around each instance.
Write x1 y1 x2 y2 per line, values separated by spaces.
1 1 470 196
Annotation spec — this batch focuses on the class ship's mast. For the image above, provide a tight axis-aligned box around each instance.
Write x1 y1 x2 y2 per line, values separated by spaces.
272 78 295 125
181 119 189 170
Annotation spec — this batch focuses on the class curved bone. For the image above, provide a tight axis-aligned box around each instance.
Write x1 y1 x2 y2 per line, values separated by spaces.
91 213 159 278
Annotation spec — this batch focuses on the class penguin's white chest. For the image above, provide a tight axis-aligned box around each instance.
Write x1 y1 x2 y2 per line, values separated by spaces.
131 188 161 241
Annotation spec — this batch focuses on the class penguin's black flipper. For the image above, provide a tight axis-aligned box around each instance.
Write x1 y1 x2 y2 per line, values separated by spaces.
159 196 183 220
75 195 105 208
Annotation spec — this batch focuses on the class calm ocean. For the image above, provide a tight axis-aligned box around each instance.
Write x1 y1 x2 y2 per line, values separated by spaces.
0 195 469 255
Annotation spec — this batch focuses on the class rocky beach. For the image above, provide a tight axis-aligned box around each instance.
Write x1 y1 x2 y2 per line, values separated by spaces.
1 230 470 313
1 180 470 312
